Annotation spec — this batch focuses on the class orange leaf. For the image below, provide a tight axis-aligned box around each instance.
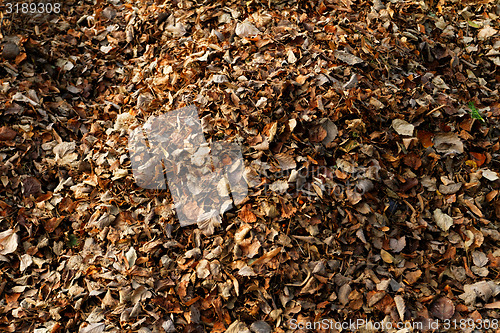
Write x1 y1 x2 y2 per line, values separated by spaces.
470 152 486 167
325 25 336 33
417 130 434 148
211 322 226 333
464 199 483 217
238 204 257 223
35 192 53 203
44 216 64 233
460 118 474 132
486 190 498 202
296 74 308 85
250 247 281 267
15 53 27 65
246 35 261 42
318 2 327 14
183 295 200 306
5 293 20 305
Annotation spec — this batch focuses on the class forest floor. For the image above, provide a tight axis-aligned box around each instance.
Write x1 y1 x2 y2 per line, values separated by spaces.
1 0 500 332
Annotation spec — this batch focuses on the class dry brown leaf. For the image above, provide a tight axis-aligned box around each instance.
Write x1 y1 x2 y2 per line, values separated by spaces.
238 204 257 223
250 247 281 267
430 297 455 320
0 126 17 140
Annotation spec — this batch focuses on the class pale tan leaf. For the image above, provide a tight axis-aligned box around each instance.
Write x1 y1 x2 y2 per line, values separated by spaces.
380 249 394 264
394 295 406 321
433 209 453 232
0 229 18 255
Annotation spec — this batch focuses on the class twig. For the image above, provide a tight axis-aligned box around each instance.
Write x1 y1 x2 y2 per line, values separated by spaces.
285 264 312 287
425 104 446 116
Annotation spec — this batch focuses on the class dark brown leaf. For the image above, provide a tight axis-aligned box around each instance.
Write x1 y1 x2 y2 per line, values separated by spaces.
430 297 455 320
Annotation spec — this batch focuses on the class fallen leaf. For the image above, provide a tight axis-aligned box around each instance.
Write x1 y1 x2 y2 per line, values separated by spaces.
53 141 78 166
44 217 64 233
433 133 464 154
334 50 364 65
417 130 434 148
0 126 17 140
22 177 42 197
478 25 498 39
390 236 406 253
0 229 18 255
438 182 462 195
196 259 211 279
459 281 500 305
2 42 20 60
481 169 499 181
250 247 281 266
19 254 32 272
392 119 414 136
472 251 489 268
309 124 327 143
338 284 352 305
80 323 105 333
470 152 486 166
226 320 250 333
405 270 422 285
485 301 500 309
381 249 394 263
430 297 455 320
275 153 296 170
235 21 260 38
238 204 257 223
125 247 137 267
433 209 454 232
250 321 271 333
394 295 406 321
320 118 338 145
237 265 256 277
464 199 483 217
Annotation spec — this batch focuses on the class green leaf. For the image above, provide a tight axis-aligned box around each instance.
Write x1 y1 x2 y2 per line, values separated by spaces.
467 20 481 28
67 234 79 248
468 102 485 122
